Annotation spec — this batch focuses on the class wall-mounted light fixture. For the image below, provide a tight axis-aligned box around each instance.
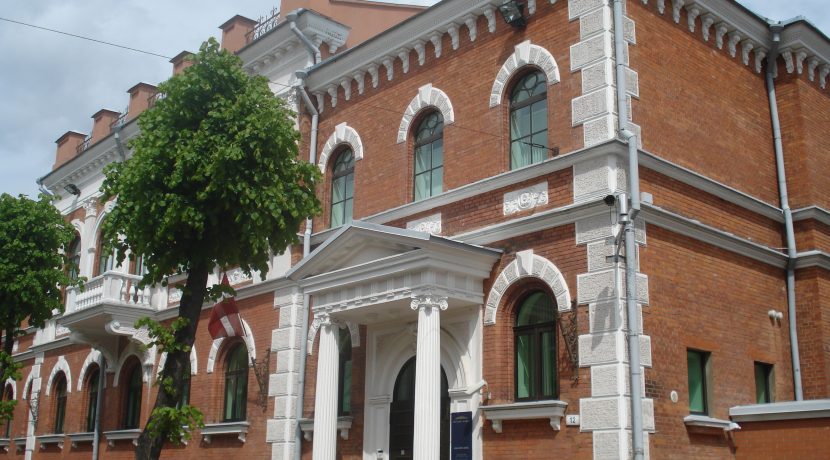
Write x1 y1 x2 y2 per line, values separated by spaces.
498 0 527 29
63 184 81 196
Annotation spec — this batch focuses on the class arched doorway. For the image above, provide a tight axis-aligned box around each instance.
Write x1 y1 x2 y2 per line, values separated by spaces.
389 357 449 459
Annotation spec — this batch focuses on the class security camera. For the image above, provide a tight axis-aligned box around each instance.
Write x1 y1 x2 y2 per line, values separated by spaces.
603 194 616 207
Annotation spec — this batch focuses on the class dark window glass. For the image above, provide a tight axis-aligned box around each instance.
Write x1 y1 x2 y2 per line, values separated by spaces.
123 364 143 429
413 112 444 201
514 292 557 400
223 344 249 422
96 232 115 276
177 362 192 408
330 149 355 228
754 362 774 404
53 374 67 433
3 386 12 438
509 71 548 170
338 330 352 416
86 369 99 432
67 236 81 280
687 350 710 414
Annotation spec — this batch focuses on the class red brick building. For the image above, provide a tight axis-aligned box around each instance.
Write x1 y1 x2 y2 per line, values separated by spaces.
13 0 830 459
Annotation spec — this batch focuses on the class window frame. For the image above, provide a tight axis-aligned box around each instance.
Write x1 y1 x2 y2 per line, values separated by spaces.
53 373 68 434
122 363 143 429
223 343 249 422
329 147 355 229
95 231 115 277
412 111 444 201
2 385 13 438
687 349 711 415
86 368 100 432
508 70 549 171
754 361 774 404
67 235 82 280
513 291 558 402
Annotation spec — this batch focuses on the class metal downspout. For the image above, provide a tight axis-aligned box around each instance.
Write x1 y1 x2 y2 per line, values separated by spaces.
35 177 53 198
294 71 319 460
766 24 803 401
612 0 644 458
92 355 105 460
287 11 321 65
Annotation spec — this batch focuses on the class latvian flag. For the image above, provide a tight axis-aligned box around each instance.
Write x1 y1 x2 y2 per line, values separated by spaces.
208 275 246 340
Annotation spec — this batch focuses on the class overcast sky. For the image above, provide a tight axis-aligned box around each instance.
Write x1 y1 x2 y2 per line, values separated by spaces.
1 0 827 198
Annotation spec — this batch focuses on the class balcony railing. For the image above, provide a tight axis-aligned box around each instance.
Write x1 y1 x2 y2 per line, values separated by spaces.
75 134 92 154
246 7 280 44
109 109 128 130
65 271 152 314
147 92 165 109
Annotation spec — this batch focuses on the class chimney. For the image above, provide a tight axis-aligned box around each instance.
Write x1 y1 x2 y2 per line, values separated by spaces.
90 109 120 144
170 50 194 75
126 82 158 121
219 15 258 54
53 131 87 170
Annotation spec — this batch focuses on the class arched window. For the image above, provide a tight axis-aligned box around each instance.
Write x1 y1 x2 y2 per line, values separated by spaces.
53 373 67 434
413 112 444 201
86 367 100 432
223 344 248 422
95 230 115 277
122 363 143 429
338 330 352 416
2 385 12 438
330 148 355 228
509 71 548 170
178 362 191 409
67 235 81 280
514 291 557 400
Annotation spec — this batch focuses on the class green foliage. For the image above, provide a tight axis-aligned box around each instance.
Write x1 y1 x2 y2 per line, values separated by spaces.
135 317 191 354
100 37 321 287
0 193 81 330
0 352 21 424
146 405 205 446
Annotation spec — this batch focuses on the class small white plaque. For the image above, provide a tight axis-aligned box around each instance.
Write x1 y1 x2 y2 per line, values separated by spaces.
503 182 549 215
406 213 442 235
565 414 580 426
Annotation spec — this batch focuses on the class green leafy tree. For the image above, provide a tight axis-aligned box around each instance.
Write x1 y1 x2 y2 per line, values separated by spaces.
100 38 320 460
0 193 80 424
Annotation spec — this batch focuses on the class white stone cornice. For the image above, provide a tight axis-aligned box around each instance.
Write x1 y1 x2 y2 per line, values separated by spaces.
429 33 443 58
794 49 808 74
781 48 795 73
353 71 366 95
483 7 496 33
700 14 715 41
754 48 767 74
527 0 536 15
463 15 477 42
727 30 742 57
656 0 666 15
326 85 338 108
820 65 830 89
398 49 410 73
807 57 819 81
314 92 324 113
715 23 729 49
367 64 379 88
382 57 394 81
740 39 755 66
414 40 427 66
447 23 460 50
340 79 351 101
685 5 700 33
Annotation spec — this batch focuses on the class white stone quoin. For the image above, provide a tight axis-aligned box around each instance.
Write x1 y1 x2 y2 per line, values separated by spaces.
411 294 448 460
312 318 340 460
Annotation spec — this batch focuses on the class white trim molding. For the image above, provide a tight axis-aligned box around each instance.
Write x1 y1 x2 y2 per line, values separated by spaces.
77 349 102 391
317 122 364 173
730 399 830 422
396 84 455 143
44 356 72 396
3 378 16 400
481 400 568 432
484 249 572 325
206 320 256 373
156 346 199 378
489 40 561 107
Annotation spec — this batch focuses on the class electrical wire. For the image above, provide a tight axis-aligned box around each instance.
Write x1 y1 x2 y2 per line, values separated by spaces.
0 16 172 60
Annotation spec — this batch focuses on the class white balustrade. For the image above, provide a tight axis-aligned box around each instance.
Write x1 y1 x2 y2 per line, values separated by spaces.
65 272 153 313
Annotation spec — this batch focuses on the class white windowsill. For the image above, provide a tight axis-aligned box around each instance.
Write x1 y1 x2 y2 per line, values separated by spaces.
481 400 568 433
298 416 354 441
37 434 65 450
13 437 26 453
730 399 830 422
66 432 95 448
103 428 141 447
683 415 741 432
201 421 250 444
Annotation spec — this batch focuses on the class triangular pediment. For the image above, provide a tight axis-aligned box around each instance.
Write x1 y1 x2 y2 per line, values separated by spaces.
286 221 499 281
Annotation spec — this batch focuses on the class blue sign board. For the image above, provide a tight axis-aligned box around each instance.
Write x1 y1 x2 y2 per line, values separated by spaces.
451 411 473 460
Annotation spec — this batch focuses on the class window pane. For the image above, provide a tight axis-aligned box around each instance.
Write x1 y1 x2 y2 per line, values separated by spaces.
755 362 772 404
516 293 555 326
431 139 443 168
516 334 534 399
87 371 99 432
332 176 345 204
224 376 236 420
344 198 353 225
344 173 354 200
511 140 529 170
531 100 546 134
331 202 344 227
342 361 352 414
431 167 443 197
415 146 430 174
414 173 430 202
687 351 705 413
541 331 557 397
510 106 530 140
531 131 548 164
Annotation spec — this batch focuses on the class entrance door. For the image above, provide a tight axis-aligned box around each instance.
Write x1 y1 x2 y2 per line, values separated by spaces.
389 357 449 460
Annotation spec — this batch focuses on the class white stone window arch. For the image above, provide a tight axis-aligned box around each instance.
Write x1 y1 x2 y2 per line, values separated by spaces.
156 346 198 378
44 356 72 396
113 353 146 387
484 249 572 325
4 379 16 400
206 320 256 374
77 349 104 391
396 84 456 144
306 319 361 355
318 123 364 174
489 40 561 108
22 369 39 400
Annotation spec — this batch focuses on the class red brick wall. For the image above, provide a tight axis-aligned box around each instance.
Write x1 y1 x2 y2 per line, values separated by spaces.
794 267 830 400
731 418 830 460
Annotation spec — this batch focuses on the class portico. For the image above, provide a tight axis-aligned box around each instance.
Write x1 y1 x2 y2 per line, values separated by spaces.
287 222 500 460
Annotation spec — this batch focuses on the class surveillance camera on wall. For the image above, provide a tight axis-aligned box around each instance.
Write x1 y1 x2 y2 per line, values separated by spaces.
603 194 616 207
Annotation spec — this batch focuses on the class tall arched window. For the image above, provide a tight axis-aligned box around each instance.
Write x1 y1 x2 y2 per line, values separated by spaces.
96 230 115 277
413 112 444 201
53 373 67 434
2 385 12 438
122 363 143 429
330 148 355 228
86 368 100 432
514 291 557 400
338 330 352 416
223 344 248 422
67 235 81 280
509 71 548 170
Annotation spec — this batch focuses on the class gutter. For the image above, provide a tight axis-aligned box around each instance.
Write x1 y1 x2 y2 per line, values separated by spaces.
766 22 803 401
612 1 644 459
286 11 321 65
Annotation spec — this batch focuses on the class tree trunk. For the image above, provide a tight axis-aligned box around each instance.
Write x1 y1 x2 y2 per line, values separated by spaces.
135 264 210 460
0 309 15 380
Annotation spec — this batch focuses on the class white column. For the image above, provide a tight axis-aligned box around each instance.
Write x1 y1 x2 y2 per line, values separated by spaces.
312 317 340 460
410 294 448 460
